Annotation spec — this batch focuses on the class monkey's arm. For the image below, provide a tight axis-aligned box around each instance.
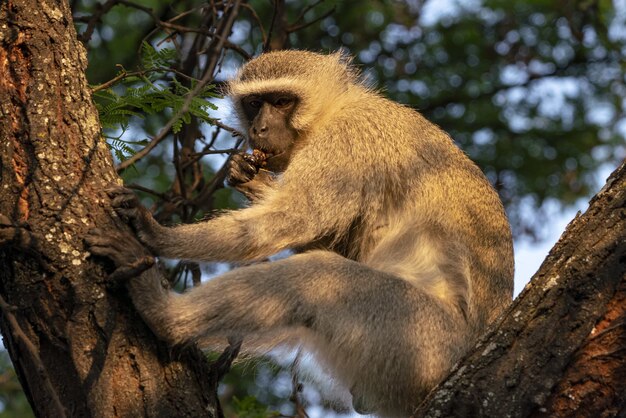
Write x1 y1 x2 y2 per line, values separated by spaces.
111 155 361 263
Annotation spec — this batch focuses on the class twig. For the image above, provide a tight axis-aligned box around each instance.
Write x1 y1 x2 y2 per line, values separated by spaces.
264 0 281 52
287 5 335 33
191 136 245 207
75 0 118 43
0 295 67 418
214 120 245 138
91 66 200 93
290 350 309 418
199 40 251 60
292 0 325 26
192 147 240 157
215 336 242 379
115 0 242 173
125 183 168 199
241 4 267 46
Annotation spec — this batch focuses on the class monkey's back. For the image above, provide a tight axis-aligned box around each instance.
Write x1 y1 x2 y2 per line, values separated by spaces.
311 90 514 329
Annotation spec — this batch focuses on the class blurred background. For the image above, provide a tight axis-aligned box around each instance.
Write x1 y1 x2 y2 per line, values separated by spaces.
1 0 625 416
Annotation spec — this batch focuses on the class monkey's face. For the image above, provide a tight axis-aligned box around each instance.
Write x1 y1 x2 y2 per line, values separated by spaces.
240 92 299 172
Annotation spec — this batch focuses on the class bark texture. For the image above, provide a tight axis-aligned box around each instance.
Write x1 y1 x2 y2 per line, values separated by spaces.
0 0 220 417
414 160 626 417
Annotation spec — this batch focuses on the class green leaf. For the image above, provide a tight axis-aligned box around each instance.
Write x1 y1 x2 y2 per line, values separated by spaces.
231 396 280 418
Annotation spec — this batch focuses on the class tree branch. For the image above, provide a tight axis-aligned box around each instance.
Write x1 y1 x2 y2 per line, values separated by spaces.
115 0 243 173
0 295 67 418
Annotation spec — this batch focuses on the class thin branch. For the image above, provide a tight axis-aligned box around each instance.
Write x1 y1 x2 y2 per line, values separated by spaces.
214 120 245 138
181 146 241 171
292 0 325 26
75 0 117 43
287 5 335 33
0 295 67 418
199 40 252 60
201 0 242 84
193 147 240 156
191 136 245 207
167 3 226 24
215 337 242 380
241 3 267 46
110 1 234 41
264 0 281 52
115 0 242 173
125 183 168 199
91 66 201 93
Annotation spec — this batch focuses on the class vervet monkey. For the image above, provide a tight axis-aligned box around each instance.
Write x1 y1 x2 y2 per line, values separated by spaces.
87 50 514 417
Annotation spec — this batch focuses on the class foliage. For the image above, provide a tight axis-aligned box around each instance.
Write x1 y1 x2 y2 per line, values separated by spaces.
93 43 220 161
231 396 281 418
218 354 303 417
0 350 34 418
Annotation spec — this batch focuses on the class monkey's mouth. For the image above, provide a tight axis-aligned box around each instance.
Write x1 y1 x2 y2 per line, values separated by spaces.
252 148 289 172
260 150 276 158
254 147 288 161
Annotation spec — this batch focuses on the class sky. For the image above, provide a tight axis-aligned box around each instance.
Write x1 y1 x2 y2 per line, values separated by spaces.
513 206 580 295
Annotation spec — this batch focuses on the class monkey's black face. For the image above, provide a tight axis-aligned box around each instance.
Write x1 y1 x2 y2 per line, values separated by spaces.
241 92 299 172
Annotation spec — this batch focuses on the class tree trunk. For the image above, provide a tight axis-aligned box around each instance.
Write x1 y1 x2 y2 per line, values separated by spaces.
0 1 221 417
414 159 626 417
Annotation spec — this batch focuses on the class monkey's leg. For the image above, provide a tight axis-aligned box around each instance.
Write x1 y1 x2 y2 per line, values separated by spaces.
129 250 468 416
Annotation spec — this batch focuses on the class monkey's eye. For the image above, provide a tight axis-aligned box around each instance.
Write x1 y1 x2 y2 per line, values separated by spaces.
274 97 293 108
248 99 262 108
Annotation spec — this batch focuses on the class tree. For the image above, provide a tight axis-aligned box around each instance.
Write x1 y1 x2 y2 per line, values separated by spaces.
0 0 231 416
1 0 625 417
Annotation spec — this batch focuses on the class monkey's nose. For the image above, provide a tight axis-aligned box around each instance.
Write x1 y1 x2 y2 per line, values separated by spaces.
252 125 268 138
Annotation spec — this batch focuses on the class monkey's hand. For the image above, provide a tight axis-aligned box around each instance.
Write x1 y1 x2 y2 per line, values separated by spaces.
227 152 262 186
106 186 165 252
85 228 155 282
226 152 275 201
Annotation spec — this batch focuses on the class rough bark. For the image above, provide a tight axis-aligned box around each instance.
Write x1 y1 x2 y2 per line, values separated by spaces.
0 0 221 417
414 159 626 417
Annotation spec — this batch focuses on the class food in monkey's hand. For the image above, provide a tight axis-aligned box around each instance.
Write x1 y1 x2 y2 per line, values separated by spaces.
253 149 291 173
250 149 269 168
242 149 289 174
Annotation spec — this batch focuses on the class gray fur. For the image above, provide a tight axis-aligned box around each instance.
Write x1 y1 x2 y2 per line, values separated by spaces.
112 51 514 417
